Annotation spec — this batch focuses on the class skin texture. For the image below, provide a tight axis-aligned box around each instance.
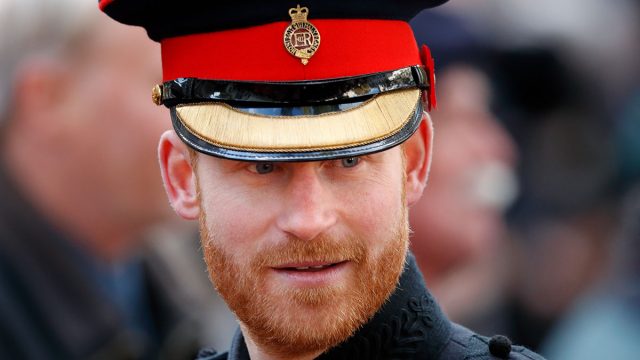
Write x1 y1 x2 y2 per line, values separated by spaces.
159 117 433 360
1 15 172 260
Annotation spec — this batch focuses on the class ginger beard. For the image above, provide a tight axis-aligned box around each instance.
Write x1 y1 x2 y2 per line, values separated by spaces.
199 188 409 356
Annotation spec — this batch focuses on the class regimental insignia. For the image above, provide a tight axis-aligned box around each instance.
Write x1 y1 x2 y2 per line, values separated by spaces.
283 5 320 65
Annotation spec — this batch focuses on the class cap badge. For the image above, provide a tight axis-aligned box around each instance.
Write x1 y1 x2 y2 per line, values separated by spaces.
283 5 320 65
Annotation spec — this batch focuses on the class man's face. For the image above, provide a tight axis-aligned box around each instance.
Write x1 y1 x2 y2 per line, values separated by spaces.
410 66 517 279
195 149 409 356
61 18 171 228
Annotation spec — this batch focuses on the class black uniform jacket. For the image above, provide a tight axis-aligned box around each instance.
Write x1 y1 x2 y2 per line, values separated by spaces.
196 254 545 360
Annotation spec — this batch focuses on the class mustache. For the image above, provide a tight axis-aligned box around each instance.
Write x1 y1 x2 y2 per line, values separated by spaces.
252 234 368 269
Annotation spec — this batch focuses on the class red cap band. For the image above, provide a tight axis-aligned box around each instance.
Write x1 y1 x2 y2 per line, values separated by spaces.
161 20 421 82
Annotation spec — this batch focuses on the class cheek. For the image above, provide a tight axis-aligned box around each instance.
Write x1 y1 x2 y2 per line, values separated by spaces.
199 179 280 256
338 172 404 249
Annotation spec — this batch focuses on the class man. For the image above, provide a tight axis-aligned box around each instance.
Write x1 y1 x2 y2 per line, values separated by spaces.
100 0 545 358
409 11 519 331
409 65 519 327
0 0 212 358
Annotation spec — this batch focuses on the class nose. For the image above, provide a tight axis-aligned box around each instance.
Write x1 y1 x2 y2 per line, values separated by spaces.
276 165 337 241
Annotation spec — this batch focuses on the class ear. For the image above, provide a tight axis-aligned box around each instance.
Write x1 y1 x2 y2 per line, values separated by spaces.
158 130 200 220
404 113 434 206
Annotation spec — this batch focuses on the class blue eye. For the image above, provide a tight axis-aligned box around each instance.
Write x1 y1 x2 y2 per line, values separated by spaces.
255 162 274 174
341 157 359 168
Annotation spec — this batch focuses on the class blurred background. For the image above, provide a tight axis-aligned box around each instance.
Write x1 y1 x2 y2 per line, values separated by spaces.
0 0 236 358
0 0 638 359
410 0 640 358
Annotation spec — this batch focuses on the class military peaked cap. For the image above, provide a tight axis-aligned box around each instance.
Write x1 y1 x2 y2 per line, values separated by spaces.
100 0 448 161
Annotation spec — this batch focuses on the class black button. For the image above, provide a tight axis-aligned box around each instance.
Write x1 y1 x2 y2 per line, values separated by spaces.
489 335 512 359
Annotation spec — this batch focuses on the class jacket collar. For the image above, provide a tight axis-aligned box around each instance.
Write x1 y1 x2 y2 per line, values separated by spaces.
225 253 452 359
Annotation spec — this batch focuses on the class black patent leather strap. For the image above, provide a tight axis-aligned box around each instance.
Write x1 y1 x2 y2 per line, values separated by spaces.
162 66 428 107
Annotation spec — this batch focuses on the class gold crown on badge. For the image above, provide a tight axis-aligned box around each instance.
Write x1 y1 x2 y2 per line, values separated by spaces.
283 5 320 65
289 5 310 22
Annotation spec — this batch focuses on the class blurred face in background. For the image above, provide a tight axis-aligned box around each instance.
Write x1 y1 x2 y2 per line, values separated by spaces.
2 14 173 258
60 18 170 228
410 65 518 282
28 17 172 238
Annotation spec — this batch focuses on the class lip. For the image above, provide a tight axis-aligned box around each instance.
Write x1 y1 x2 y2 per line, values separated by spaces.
273 260 345 269
270 260 350 287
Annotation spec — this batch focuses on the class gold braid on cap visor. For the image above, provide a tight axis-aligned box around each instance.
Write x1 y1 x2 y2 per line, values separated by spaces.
175 88 420 152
